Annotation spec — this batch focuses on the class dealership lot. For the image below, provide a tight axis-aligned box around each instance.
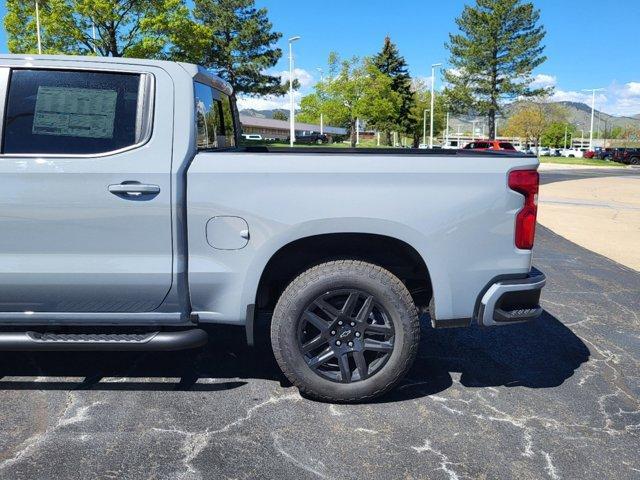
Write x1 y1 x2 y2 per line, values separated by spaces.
0 170 639 480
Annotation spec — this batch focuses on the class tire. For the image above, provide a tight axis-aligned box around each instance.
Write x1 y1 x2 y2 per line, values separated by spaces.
630 157 640 165
270 260 420 402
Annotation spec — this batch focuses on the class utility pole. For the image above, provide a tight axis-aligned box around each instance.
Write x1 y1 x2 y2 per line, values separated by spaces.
445 112 450 145
423 109 428 144
316 67 324 135
582 88 604 150
564 124 568 149
429 63 442 148
35 0 42 54
356 118 360 145
288 36 301 147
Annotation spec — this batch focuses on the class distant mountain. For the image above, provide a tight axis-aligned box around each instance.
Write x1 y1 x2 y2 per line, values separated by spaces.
446 101 640 136
239 108 291 119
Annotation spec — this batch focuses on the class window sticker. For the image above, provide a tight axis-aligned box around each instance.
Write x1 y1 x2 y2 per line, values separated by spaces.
32 86 118 139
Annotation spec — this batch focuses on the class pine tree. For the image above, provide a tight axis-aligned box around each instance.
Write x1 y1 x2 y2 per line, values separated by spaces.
445 0 548 139
372 36 414 144
194 0 285 100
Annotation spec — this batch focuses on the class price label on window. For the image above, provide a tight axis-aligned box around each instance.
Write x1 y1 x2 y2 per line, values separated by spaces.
32 86 117 139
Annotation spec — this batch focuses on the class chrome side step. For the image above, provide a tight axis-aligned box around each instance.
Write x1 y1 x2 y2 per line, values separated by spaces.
0 329 208 351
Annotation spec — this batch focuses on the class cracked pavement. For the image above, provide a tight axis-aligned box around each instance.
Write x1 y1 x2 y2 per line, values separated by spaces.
1 174 639 479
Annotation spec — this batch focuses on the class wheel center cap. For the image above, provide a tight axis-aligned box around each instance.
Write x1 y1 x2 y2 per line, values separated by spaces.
339 330 351 339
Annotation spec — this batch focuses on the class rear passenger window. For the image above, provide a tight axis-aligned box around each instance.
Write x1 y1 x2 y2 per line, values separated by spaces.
3 69 148 155
194 82 235 149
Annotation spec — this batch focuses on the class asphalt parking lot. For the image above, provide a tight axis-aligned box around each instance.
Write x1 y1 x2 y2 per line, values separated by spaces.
1 170 639 480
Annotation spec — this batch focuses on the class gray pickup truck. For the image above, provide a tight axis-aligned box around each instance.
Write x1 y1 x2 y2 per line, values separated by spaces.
0 55 545 401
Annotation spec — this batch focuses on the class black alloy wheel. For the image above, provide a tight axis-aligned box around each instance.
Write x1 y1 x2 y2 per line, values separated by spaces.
297 289 395 383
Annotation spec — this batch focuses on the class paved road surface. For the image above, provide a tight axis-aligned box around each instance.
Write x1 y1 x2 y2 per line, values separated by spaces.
541 165 640 184
0 180 638 479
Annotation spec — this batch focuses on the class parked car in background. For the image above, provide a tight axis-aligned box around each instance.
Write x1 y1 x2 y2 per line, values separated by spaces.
561 148 584 158
442 140 461 149
242 134 263 141
583 150 596 159
612 148 640 165
462 140 517 151
596 148 614 160
289 132 329 145
538 147 551 156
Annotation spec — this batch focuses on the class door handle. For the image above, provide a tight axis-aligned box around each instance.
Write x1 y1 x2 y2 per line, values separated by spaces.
108 183 160 197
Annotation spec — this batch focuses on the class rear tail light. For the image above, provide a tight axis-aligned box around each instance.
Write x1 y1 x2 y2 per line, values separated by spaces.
508 170 539 250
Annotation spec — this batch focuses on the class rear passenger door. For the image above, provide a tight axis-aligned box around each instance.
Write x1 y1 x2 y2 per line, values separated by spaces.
0 64 175 314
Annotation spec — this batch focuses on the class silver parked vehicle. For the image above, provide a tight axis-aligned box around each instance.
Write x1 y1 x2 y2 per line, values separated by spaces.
0 55 544 401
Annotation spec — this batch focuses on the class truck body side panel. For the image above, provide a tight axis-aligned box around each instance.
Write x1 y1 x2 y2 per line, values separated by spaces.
186 152 538 324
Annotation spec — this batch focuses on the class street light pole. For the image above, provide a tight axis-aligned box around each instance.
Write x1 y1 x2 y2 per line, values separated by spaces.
316 67 324 135
423 109 428 144
429 63 442 148
445 111 450 145
582 88 604 151
288 36 301 147
35 0 42 54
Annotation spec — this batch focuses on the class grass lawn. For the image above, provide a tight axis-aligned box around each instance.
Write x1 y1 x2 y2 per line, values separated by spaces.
539 156 625 167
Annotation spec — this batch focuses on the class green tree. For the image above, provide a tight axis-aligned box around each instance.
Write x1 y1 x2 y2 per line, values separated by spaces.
444 0 548 139
272 110 288 121
503 100 565 151
541 122 575 148
194 0 286 101
372 36 414 145
5 0 206 59
299 53 400 147
407 81 446 148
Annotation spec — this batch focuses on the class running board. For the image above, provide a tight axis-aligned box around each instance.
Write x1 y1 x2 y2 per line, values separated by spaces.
0 329 208 351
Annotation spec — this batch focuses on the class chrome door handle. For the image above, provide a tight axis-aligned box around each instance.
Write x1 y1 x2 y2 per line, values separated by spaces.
108 183 160 197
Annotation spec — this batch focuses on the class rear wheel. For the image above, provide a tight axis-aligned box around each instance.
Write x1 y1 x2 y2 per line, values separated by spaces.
630 156 640 165
271 260 420 402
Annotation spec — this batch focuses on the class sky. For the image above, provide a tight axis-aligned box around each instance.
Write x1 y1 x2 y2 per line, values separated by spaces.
1 0 639 116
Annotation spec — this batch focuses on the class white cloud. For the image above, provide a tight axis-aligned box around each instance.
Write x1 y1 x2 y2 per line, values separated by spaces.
548 82 640 117
550 89 607 105
236 95 290 111
531 73 557 88
618 81 640 98
279 68 315 88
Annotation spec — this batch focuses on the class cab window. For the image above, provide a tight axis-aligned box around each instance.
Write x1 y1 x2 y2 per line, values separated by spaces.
194 82 235 149
3 69 145 155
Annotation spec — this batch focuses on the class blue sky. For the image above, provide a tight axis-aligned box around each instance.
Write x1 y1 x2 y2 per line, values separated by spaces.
1 0 639 116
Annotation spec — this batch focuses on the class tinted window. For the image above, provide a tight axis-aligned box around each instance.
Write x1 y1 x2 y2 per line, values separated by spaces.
194 82 235 149
476 142 491 149
3 69 141 155
499 142 516 150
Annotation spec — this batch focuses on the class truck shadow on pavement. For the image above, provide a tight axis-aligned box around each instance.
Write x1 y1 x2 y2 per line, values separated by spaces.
0 310 589 401
384 310 591 402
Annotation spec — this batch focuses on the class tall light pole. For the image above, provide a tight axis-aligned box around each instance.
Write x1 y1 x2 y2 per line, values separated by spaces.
471 120 478 141
429 63 442 148
445 111 450 145
316 67 324 135
423 109 429 144
35 0 42 54
288 36 301 147
582 88 604 151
